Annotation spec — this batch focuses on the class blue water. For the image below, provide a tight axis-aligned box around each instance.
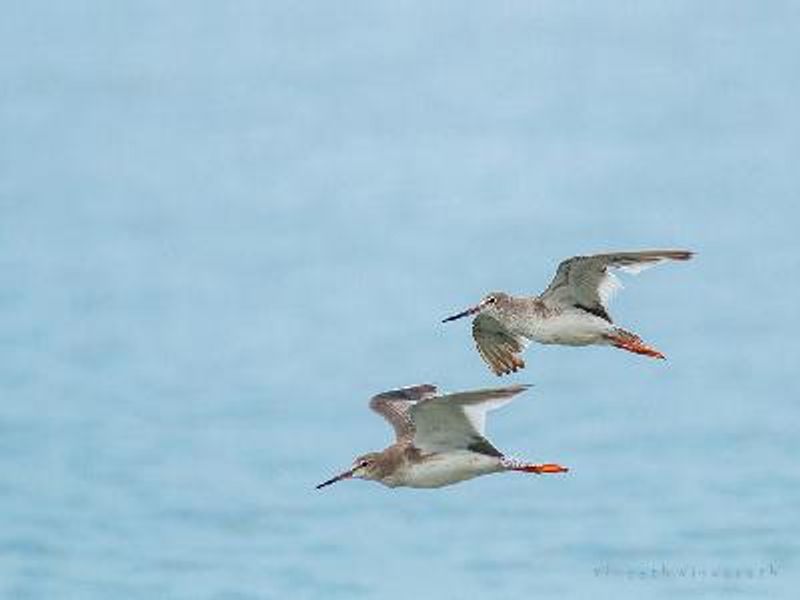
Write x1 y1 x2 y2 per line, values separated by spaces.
2 2 798 598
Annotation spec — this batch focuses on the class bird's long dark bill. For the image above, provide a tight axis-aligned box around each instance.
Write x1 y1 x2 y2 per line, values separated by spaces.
442 305 481 323
316 468 354 490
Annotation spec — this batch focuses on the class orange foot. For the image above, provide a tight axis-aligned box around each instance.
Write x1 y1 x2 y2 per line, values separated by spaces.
514 463 569 474
608 331 666 360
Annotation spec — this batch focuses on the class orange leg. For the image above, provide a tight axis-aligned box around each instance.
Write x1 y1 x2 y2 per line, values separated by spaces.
607 331 666 360
513 463 569 474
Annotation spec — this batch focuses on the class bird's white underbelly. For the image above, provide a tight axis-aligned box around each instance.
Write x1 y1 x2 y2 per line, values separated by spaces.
392 452 502 489
521 311 612 346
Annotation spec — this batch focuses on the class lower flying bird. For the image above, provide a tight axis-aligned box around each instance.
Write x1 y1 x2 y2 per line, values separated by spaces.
442 250 693 375
316 384 567 490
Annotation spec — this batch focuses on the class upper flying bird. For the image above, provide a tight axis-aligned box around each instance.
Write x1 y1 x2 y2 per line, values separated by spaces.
442 250 693 376
316 384 567 490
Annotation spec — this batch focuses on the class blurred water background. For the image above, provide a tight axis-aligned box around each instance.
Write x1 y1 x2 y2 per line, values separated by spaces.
1 1 798 598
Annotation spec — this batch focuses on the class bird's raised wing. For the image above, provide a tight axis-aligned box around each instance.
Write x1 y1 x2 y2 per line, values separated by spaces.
369 384 438 442
473 313 529 376
410 385 530 456
539 250 693 321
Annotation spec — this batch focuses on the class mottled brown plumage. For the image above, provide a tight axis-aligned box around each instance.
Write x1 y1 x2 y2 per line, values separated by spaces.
443 250 693 375
317 384 568 489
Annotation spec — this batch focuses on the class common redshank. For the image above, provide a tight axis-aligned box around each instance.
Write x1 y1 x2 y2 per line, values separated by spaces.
442 250 693 375
316 384 567 490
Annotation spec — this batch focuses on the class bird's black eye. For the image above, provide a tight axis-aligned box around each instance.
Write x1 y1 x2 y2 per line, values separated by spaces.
360 460 369 467
486 296 496 304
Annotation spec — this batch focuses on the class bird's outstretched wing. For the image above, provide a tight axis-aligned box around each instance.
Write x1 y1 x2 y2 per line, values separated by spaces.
369 384 438 442
410 385 530 456
539 250 693 321
473 313 529 376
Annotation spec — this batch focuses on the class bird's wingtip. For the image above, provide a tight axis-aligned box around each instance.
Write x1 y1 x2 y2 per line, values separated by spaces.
507 383 533 395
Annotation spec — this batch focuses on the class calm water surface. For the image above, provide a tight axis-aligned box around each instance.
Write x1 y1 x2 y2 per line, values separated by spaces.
1 2 798 598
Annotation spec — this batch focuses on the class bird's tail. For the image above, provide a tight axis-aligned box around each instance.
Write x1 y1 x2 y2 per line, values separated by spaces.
606 328 665 360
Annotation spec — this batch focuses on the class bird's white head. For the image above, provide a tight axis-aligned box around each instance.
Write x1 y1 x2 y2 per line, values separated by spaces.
316 452 382 489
